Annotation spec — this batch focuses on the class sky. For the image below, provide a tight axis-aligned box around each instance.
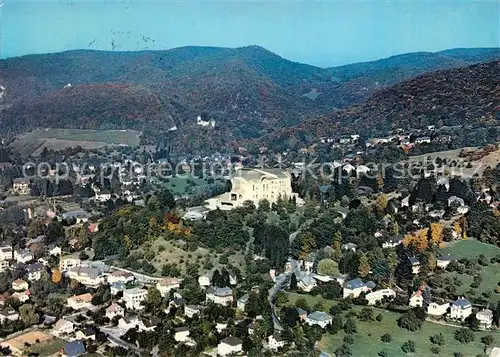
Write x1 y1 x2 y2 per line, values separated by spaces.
1 0 499 67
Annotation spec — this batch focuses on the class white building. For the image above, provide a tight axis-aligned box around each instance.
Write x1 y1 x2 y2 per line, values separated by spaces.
0 246 12 261
184 305 202 318
206 287 233 306
409 290 424 307
237 294 249 311
25 263 45 281
11 279 28 291
198 275 211 288
174 326 190 343
450 297 472 320
67 266 105 287
476 309 493 329
268 333 286 350
427 301 449 316
53 319 74 335
59 255 81 272
343 278 375 298
13 249 33 263
12 178 30 194
365 289 396 305
205 168 294 211
106 303 125 320
436 254 456 269
67 293 93 310
94 192 112 202
107 270 135 285
156 277 180 297
217 337 243 356
122 288 148 310
0 308 19 322
305 311 333 328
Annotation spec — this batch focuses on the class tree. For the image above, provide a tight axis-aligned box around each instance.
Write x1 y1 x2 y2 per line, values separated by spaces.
295 298 310 312
464 314 480 331
358 253 371 278
358 307 374 322
375 193 388 210
401 340 416 354
344 318 357 334
19 304 39 326
381 333 392 343
294 231 317 260
430 345 441 355
143 287 163 314
481 335 495 346
402 228 429 253
289 273 298 291
317 258 340 276
398 311 422 331
454 328 475 344
51 269 62 283
387 251 398 287
274 291 288 307
330 315 343 334
430 332 445 346
430 223 444 245
377 173 384 192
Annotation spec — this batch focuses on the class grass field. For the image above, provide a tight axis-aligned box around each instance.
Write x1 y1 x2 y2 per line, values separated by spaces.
162 176 207 196
11 128 141 155
441 240 500 302
26 337 65 356
318 307 496 357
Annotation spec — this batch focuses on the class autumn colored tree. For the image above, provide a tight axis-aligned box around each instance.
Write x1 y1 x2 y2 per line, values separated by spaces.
376 193 389 210
377 172 384 192
403 229 429 253
51 269 62 283
430 223 444 245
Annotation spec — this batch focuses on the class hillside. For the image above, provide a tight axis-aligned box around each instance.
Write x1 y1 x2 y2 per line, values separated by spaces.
0 46 498 151
253 61 500 150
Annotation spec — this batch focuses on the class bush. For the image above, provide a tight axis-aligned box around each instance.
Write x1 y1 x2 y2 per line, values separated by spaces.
343 335 355 345
430 346 441 355
401 340 416 354
454 328 475 344
381 333 392 343
430 332 445 346
344 318 357 334
376 313 384 322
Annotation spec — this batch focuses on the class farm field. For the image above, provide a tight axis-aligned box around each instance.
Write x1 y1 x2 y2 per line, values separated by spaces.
441 240 500 301
10 128 141 155
318 307 497 357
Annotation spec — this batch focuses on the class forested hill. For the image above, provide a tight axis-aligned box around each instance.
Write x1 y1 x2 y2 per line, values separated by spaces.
0 46 498 150
249 60 500 151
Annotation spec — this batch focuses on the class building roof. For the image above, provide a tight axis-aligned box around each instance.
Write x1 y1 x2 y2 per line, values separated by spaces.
64 340 86 357
80 327 95 336
174 326 189 333
437 254 456 262
453 297 472 309
68 293 93 303
221 336 243 346
25 263 44 273
345 278 365 290
207 286 233 297
477 309 493 318
158 277 180 287
238 294 249 303
307 311 332 321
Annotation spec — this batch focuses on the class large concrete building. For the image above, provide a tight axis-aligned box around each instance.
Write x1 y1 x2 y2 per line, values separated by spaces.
205 168 294 211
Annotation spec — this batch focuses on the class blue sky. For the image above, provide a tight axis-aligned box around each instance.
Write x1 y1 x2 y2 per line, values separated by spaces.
1 0 499 67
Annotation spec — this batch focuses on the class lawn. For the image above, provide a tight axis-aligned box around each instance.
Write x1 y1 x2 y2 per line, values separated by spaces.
26 337 66 356
318 307 497 357
441 240 500 302
161 176 207 196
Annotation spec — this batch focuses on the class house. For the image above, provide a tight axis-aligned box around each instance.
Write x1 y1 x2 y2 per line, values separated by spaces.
296 271 317 292
450 297 472 320
174 326 190 342
105 303 125 320
206 168 294 211
156 277 180 297
217 336 243 356
382 236 403 249
25 263 45 281
436 254 456 269
476 309 493 329
0 245 12 261
268 332 286 350
110 282 126 295
297 308 308 322
216 321 229 333
365 289 396 305
76 327 96 341
53 319 75 335
415 136 431 144
343 278 375 298
237 294 249 311
67 266 105 287
198 275 211 288
12 290 30 302
342 243 357 252
0 308 19 322
409 257 421 274
12 178 30 194
14 249 33 263
94 191 112 202
206 286 233 306
122 287 148 310
118 315 141 330
59 255 81 271
0 259 7 272
409 290 424 307
49 246 62 256
62 210 90 224
306 311 333 328
11 279 28 291
247 321 257 335
62 340 86 357
184 304 202 318
67 293 93 310
141 318 158 332
428 210 445 219
107 270 135 284
427 301 449 316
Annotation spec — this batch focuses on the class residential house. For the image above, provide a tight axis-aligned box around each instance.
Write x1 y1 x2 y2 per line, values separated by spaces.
12 178 30 194
206 286 233 306
62 340 86 357
436 254 456 269
49 246 62 256
0 259 8 272
382 236 403 249
0 308 19 322
409 290 424 308
13 249 33 263
427 301 450 316
297 308 308 322
141 318 158 332
118 315 141 330
25 263 45 281
156 277 180 297
12 290 30 302
476 309 493 329
342 243 357 252
237 294 249 311
343 278 376 298
67 293 93 310
216 321 229 333
296 271 317 292
67 266 105 287
174 326 190 342
198 275 211 288
365 289 396 305
76 327 95 341
107 270 135 284
11 279 28 291
94 191 112 202
105 303 125 320
415 137 431 144
217 336 243 356
53 319 75 335
306 311 333 328
268 333 286 350
450 297 472 320
59 255 81 272
110 282 126 295
122 287 148 310
62 210 89 224
409 257 421 275
184 305 202 318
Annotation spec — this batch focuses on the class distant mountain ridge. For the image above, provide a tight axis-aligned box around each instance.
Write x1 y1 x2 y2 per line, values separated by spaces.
0 46 498 151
